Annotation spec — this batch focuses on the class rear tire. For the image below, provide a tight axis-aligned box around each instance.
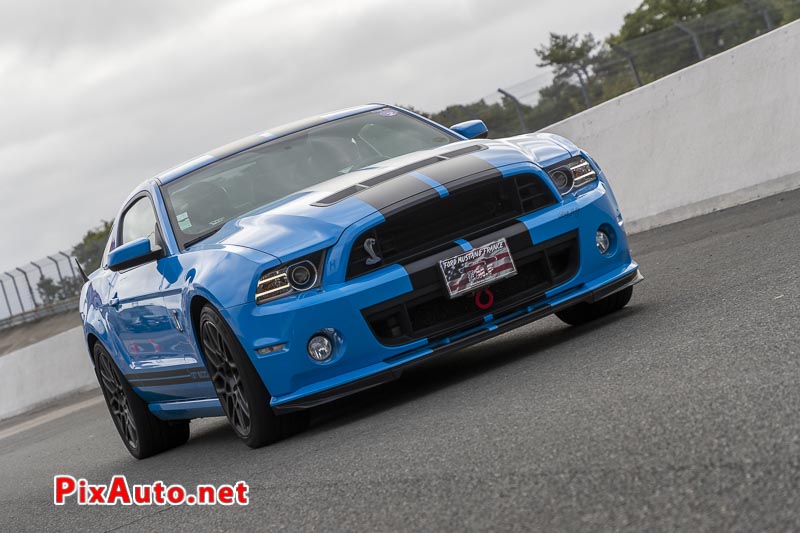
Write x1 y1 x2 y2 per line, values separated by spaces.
198 305 308 448
94 343 190 459
555 286 633 326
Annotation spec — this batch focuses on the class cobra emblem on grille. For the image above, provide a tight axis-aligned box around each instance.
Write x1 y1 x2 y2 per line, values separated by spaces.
363 237 382 265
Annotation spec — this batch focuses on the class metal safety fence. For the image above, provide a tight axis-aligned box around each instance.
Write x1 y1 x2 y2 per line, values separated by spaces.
0 252 81 330
487 0 800 134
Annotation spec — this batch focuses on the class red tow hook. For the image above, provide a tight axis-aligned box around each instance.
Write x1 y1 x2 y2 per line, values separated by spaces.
474 288 494 310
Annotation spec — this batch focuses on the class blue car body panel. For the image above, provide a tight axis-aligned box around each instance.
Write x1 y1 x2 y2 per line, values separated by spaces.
80 104 640 421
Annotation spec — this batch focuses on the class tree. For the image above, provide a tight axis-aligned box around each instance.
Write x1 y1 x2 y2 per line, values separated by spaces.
36 276 61 305
610 0 741 42
535 32 599 82
31 220 112 306
37 275 83 304
72 219 113 274
425 100 524 138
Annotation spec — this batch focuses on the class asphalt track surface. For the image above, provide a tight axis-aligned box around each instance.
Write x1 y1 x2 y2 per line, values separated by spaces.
1 189 799 532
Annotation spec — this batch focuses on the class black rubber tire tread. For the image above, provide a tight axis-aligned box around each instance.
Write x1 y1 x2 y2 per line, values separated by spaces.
555 286 633 326
94 343 190 460
198 305 308 448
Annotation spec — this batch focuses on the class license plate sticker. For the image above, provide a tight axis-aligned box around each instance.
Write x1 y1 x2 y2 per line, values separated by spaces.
439 238 517 298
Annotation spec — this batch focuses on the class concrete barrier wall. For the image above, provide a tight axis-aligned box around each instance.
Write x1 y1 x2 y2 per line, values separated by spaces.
0 327 96 420
544 20 800 232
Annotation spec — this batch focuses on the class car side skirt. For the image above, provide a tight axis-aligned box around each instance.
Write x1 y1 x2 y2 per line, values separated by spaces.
148 398 224 420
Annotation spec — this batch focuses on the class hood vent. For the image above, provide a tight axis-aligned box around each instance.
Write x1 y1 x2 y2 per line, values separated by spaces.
312 145 486 207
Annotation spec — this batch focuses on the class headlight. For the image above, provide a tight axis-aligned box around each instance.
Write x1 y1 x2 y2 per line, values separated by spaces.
547 156 597 195
255 252 324 305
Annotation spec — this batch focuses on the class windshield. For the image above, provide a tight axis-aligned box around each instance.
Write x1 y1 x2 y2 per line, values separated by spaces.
162 108 457 248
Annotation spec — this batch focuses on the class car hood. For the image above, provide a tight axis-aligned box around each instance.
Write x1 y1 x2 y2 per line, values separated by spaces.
199 134 578 261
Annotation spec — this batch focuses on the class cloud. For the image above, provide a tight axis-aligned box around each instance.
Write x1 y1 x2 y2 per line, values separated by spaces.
0 0 639 271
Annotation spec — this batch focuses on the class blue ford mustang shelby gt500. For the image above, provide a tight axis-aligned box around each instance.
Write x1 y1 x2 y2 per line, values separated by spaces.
81 104 642 458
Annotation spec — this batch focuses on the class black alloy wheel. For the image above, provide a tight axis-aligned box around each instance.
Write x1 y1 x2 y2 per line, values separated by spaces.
94 342 190 459
197 304 309 448
200 314 252 437
96 347 138 450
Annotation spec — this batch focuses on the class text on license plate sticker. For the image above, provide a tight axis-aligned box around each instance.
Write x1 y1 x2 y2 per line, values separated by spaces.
438 238 517 298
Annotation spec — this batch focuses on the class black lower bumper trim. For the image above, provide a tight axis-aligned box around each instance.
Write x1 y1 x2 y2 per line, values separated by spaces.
272 268 643 414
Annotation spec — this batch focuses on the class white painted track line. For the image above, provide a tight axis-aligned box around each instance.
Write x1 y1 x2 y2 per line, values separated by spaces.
0 395 104 441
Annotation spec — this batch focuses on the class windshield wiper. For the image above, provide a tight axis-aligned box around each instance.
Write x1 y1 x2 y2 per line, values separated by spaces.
184 228 222 248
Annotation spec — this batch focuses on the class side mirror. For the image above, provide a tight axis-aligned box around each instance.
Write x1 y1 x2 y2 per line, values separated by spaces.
450 120 489 139
108 238 163 272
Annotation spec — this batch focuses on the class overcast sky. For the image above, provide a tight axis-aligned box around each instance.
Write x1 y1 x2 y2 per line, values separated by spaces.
0 0 639 272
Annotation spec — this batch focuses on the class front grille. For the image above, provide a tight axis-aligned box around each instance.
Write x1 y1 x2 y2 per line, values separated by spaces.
347 173 555 279
363 231 579 346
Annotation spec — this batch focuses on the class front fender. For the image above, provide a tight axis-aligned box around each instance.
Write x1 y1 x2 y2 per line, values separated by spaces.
178 244 279 312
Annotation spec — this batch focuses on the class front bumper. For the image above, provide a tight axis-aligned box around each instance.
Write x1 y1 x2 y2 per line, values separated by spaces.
222 180 639 411
273 266 642 413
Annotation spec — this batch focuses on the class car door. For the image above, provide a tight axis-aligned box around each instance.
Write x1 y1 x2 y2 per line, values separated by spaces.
106 193 178 370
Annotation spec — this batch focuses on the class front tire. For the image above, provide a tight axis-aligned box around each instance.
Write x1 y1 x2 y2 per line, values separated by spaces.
198 305 308 448
555 286 633 326
94 343 190 459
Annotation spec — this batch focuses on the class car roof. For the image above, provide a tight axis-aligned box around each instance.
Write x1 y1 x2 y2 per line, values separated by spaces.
154 103 385 185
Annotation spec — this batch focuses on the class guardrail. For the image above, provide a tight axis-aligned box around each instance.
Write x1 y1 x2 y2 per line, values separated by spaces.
0 297 80 331
0 252 81 330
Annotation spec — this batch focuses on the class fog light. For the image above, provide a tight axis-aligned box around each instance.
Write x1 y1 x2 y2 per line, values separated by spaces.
596 230 611 254
307 334 333 362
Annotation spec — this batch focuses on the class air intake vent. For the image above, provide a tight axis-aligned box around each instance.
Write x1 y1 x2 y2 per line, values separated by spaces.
362 231 579 345
517 175 553 212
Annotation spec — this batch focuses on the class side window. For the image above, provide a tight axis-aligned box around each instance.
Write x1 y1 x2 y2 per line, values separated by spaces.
120 197 159 249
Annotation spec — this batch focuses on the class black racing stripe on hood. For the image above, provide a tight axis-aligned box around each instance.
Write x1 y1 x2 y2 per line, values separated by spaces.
356 174 441 214
312 156 444 206
360 157 442 187
439 144 486 159
312 145 487 207
416 154 498 187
